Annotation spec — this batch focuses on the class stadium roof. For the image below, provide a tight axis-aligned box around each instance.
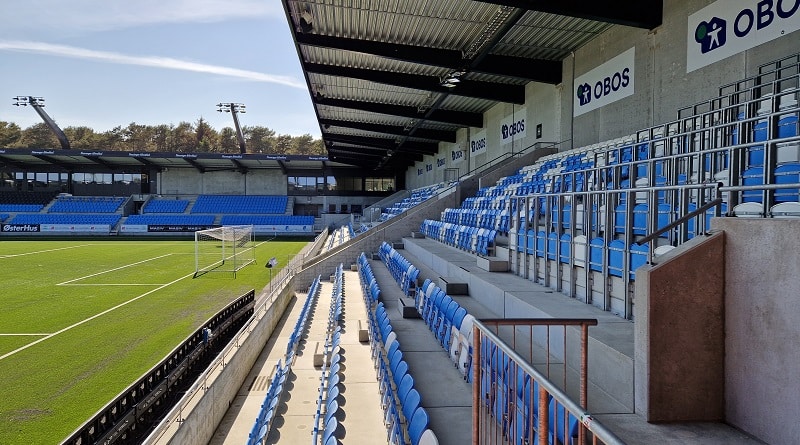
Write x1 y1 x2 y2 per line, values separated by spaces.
0 147 350 174
281 0 662 171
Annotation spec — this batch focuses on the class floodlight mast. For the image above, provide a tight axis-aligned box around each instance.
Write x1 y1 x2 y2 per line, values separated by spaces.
217 102 247 154
12 96 71 150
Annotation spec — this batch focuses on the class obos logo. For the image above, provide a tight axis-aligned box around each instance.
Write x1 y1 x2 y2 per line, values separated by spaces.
451 150 464 161
470 138 486 153
695 1 799 54
577 83 592 106
576 69 630 107
501 119 525 140
436 158 446 168
695 16 727 53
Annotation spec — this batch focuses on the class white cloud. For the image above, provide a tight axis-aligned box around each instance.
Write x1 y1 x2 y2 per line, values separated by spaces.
0 40 306 89
0 0 282 34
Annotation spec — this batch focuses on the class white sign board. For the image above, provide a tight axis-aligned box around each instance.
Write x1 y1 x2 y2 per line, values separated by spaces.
500 107 527 145
470 130 487 155
687 0 800 72
574 47 635 117
450 145 465 165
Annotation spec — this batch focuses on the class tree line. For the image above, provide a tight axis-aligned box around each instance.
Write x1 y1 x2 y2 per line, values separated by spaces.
0 118 326 155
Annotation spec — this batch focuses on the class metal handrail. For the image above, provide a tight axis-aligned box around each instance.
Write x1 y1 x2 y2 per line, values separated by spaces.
635 197 724 246
472 319 626 445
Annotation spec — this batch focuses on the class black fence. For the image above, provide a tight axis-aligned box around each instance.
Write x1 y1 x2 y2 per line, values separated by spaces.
61 290 256 445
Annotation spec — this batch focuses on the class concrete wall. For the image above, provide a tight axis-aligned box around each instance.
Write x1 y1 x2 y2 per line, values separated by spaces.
295 186 462 286
713 218 800 445
158 169 287 195
633 232 725 422
162 283 296 445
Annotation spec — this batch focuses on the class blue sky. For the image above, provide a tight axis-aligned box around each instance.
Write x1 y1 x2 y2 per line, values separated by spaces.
0 0 320 137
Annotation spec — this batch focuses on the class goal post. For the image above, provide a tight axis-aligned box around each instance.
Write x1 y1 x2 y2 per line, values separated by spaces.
194 225 256 278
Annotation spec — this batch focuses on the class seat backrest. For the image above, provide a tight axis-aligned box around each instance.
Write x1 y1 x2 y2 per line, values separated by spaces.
451 307 467 330
408 406 430 445
402 388 421 422
322 416 338 443
418 429 439 445
398 373 414 405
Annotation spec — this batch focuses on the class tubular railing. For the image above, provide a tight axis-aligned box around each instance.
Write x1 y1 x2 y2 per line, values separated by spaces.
472 318 626 445
143 251 305 444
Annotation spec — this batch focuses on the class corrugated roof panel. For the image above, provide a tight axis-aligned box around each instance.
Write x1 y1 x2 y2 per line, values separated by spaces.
308 74 433 105
495 12 613 59
301 46 447 76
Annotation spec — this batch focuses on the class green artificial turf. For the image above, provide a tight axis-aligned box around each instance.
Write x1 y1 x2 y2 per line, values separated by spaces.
0 239 307 444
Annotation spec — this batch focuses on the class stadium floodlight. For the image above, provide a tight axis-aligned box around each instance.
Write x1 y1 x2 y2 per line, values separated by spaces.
217 102 247 153
194 225 255 278
11 95 70 149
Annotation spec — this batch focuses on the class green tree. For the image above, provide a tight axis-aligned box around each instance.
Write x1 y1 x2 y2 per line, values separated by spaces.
123 122 153 152
0 119 328 155
292 134 315 155
172 121 196 152
63 126 99 149
13 123 60 148
152 125 171 152
194 117 218 152
0 121 22 147
245 126 276 153
218 127 239 153
96 126 126 151
274 134 293 154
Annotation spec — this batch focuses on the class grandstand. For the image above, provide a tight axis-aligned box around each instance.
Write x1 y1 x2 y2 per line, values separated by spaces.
4 2 800 445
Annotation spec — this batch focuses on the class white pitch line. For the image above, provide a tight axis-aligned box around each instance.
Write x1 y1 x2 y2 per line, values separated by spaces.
0 333 50 336
0 244 92 259
61 283 166 286
0 271 196 361
57 253 173 286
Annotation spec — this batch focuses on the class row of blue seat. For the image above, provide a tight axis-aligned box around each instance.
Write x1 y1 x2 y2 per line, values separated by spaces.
419 220 496 256
247 275 321 445
414 279 475 381
372 296 434 444
313 265 344 445
381 183 447 221
0 204 43 212
191 195 288 214
49 196 125 213
378 242 420 297
142 199 189 213
357 253 438 445
0 213 8 222
442 208 510 234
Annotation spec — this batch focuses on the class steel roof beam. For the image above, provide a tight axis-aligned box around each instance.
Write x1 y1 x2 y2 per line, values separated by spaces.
472 0 662 29
306 63 525 104
184 158 206 173
320 118 456 143
296 34 561 83
315 97 483 128
323 133 438 154
32 155 75 171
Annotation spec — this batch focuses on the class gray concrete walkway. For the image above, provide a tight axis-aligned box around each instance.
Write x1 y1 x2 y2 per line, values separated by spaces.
209 270 386 445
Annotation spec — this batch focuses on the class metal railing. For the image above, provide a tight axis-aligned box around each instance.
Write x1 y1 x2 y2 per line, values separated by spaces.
472 318 625 445
142 251 307 444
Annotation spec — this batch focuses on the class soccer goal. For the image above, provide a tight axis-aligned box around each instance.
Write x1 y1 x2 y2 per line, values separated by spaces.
194 225 256 278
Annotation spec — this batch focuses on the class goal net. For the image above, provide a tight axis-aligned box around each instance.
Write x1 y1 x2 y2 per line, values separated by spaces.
194 225 255 278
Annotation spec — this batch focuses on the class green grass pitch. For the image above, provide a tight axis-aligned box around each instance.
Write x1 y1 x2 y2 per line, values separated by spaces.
0 239 308 444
